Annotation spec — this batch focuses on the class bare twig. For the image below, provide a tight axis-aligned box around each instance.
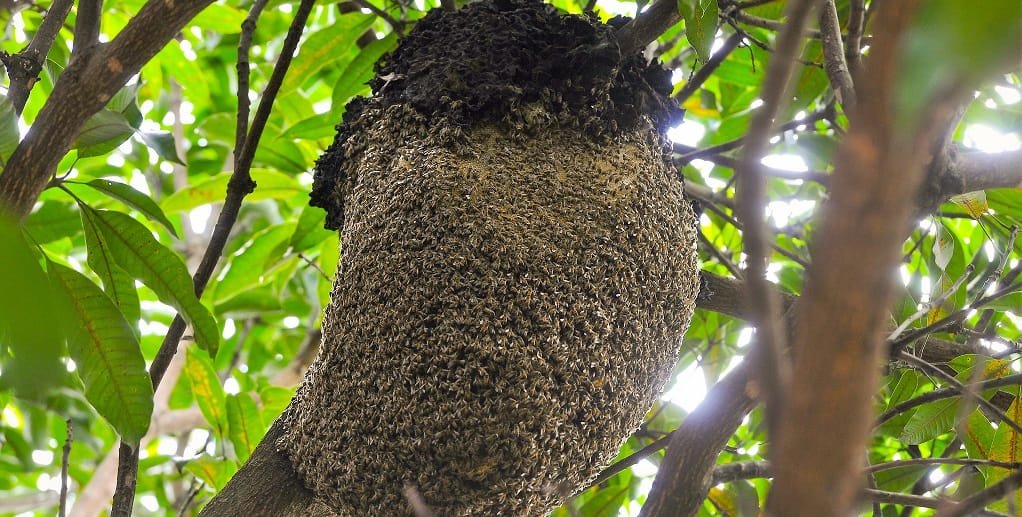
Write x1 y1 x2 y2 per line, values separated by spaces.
888 264 975 341
876 373 1022 427
677 105 833 164
107 2 316 515
864 489 947 510
1 0 73 113
674 32 744 103
235 0 269 162
818 0 855 108
58 419 72 517
845 0 866 76
352 0 403 32
72 0 102 57
866 457 1021 474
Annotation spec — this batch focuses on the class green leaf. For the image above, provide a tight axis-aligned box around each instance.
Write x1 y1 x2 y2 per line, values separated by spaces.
138 131 184 165
184 455 234 490
226 393 263 463
106 82 141 114
900 398 960 444
47 261 153 444
161 169 303 213
289 205 333 253
215 224 295 303
73 109 134 158
84 206 219 356
331 33 399 109
281 14 375 95
185 346 227 438
959 408 996 462
24 200 80 244
678 0 718 63
80 207 141 328
0 217 65 400
988 396 1022 512
281 113 338 141
80 179 179 237
0 96 19 164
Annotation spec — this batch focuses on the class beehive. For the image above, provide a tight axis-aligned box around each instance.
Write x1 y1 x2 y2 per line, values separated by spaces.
282 0 699 513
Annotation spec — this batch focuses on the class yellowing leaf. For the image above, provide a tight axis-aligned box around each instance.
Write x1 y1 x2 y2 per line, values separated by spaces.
951 190 989 218
185 346 227 438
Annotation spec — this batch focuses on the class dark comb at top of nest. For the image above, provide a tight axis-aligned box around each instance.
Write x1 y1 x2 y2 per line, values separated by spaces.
288 0 698 514
310 0 683 231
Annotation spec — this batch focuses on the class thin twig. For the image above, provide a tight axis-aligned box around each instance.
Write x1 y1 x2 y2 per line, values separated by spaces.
675 32 744 103
818 0 855 108
108 2 316 515
2 0 73 113
864 489 947 509
866 457 1021 473
889 265 975 341
352 0 403 32
677 105 833 164
72 0 103 57
876 373 1022 427
235 0 269 164
58 419 72 517
938 468 1022 516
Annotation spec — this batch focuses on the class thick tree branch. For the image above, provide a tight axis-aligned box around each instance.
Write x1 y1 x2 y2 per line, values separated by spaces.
1 0 73 114
0 0 217 219
614 0 680 56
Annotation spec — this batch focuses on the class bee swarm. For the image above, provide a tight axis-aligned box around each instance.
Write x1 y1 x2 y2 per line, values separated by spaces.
283 0 700 514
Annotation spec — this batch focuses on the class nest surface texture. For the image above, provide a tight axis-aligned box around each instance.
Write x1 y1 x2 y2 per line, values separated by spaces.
285 0 699 514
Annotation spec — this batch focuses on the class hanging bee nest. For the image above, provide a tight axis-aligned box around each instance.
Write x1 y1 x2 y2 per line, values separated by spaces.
283 0 699 513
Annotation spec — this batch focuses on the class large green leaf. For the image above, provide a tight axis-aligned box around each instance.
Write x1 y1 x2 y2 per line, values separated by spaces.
988 396 1022 512
79 179 179 237
900 397 960 445
214 223 295 303
185 346 226 438
0 218 64 400
84 207 219 356
80 206 141 327
678 0 718 63
72 109 134 158
137 131 184 165
24 200 81 244
226 393 263 463
0 96 19 164
281 13 375 95
48 261 153 444
161 169 303 213
289 205 333 253
331 33 399 109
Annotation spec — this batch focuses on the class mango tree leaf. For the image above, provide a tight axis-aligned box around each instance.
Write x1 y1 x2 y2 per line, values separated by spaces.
0 218 64 400
47 261 153 444
988 396 1022 512
24 200 80 244
900 398 960 445
958 408 996 463
80 207 141 328
137 131 184 165
215 224 295 303
951 190 989 219
84 206 219 356
106 82 141 114
331 33 399 108
281 113 337 140
281 14 375 95
0 96 19 164
933 225 954 271
161 169 303 213
184 455 234 491
185 345 227 438
226 393 263 463
678 0 718 63
73 109 134 158
79 179 179 237
289 205 332 253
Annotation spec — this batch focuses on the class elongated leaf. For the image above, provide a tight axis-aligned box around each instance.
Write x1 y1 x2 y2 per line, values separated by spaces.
184 455 234 490
289 205 332 253
161 169 303 213
331 33 399 108
185 346 227 438
959 408 996 462
24 200 80 244
0 218 64 400
951 190 989 219
281 14 374 95
48 262 153 443
988 396 1022 512
73 109 133 158
215 224 295 303
138 131 184 165
85 207 219 356
80 179 179 237
678 0 718 63
80 207 141 327
0 96 19 164
281 113 337 140
226 393 263 462
933 225 954 271
900 398 960 444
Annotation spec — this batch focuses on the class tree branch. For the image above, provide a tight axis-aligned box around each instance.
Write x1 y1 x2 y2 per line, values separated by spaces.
614 0 680 56
0 0 217 219
72 0 103 57
674 32 744 103
1 0 73 114
939 468 1022 516
818 0 855 108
